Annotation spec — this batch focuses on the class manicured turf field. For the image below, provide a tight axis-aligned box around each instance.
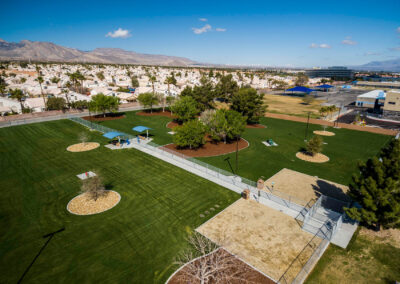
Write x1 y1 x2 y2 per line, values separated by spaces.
98 111 391 185
0 120 239 283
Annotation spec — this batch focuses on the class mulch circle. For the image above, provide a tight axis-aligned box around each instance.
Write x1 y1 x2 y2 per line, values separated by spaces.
167 121 266 129
296 152 329 163
167 248 275 284
136 110 176 118
160 138 249 157
83 113 125 122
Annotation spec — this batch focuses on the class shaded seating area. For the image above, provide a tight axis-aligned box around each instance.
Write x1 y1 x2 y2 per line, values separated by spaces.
132 126 152 140
285 86 315 95
315 84 334 92
103 131 130 147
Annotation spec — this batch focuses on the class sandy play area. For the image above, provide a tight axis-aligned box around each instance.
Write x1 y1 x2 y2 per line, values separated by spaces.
197 199 315 281
67 142 100 152
296 152 330 163
313 130 335 136
264 168 349 203
67 190 121 215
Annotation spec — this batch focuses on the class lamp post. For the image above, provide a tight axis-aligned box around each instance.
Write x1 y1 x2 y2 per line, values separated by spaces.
305 112 311 141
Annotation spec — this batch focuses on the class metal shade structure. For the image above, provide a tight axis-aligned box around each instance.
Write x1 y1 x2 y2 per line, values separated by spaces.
285 86 315 94
315 84 334 89
103 131 124 140
132 126 152 139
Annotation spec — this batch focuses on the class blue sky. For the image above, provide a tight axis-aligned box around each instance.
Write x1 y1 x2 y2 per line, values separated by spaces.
1 0 399 67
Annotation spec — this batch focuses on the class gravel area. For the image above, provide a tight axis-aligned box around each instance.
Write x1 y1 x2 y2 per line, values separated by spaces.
67 142 100 152
296 152 329 163
67 190 121 215
313 130 335 136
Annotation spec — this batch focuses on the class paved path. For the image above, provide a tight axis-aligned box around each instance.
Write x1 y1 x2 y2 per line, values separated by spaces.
266 112 398 136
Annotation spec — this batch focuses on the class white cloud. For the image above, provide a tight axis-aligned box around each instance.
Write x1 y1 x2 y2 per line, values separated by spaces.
310 43 331 48
319 43 331 48
192 24 212 34
215 28 226 32
389 46 400 51
106 28 131 38
341 36 357 45
199 18 208 22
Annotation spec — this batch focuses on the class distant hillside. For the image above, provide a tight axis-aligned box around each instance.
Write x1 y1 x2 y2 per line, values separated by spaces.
352 58 400 72
0 39 196 66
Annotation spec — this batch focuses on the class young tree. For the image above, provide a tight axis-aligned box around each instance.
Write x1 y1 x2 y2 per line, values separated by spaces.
81 175 107 201
305 135 323 156
231 87 267 124
166 96 176 113
79 132 89 146
171 96 199 123
345 139 400 230
89 93 120 117
173 119 206 149
295 74 309 86
137 92 159 113
46 97 66 110
302 94 315 105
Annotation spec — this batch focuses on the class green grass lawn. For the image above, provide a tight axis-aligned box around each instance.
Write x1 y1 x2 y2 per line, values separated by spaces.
97 110 391 186
306 228 400 283
96 110 174 145
0 120 239 283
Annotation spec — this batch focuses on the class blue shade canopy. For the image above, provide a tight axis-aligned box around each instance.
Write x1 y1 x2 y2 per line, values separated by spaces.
103 131 124 139
132 126 152 132
286 86 315 93
316 84 334 88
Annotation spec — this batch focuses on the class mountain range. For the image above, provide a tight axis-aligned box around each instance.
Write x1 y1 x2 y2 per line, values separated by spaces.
0 39 399 71
0 39 196 66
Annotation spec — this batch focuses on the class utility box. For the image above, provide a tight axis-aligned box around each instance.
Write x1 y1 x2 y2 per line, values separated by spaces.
242 189 250 200
257 179 264 190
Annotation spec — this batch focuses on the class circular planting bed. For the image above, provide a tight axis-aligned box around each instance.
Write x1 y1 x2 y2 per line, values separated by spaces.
313 130 335 136
83 113 125 122
67 142 100 152
67 190 121 215
137 110 175 118
296 152 329 163
161 138 249 157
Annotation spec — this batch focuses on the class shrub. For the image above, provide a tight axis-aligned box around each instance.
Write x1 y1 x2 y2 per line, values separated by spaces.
306 135 323 156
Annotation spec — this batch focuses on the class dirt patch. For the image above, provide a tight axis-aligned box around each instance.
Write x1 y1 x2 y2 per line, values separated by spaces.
168 247 275 284
197 199 315 281
313 130 335 136
67 190 121 215
296 152 329 163
266 112 397 136
161 138 249 158
82 113 125 121
167 121 265 129
137 110 176 118
263 168 349 203
263 94 324 117
6 69 37 76
67 142 100 152
246 124 266 129
359 227 400 249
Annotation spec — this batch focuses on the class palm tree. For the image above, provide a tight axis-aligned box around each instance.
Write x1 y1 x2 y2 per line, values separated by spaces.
63 89 70 109
149 75 157 95
10 88 25 112
164 75 177 112
36 75 46 111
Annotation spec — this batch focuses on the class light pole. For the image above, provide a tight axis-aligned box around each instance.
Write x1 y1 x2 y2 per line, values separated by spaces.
305 112 311 141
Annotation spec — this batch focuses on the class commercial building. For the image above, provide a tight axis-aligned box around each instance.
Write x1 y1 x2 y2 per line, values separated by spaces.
353 81 400 89
305 66 354 79
355 90 386 109
382 91 400 120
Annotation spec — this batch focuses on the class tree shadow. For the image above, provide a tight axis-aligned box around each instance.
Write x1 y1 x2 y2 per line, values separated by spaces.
311 179 351 202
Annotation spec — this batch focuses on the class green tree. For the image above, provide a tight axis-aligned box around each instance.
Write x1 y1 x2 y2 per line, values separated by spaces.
180 77 215 111
171 96 199 123
173 120 206 149
225 110 247 141
231 87 267 124
36 75 46 111
50 76 60 85
96 71 105 81
0 75 7 94
10 89 25 111
215 74 239 102
137 92 159 113
149 75 157 94
345 139 400 230
295 74 309 86
305 135 323 156
164 75 177 96
46 97 66 110
131 76 139 88
166 96 176 113
89 94 120 117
